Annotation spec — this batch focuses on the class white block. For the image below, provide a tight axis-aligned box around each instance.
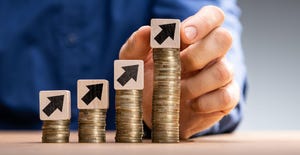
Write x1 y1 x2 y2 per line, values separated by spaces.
150 19 180 48
39 90 71 120
77 79 109 109
114 60 144 90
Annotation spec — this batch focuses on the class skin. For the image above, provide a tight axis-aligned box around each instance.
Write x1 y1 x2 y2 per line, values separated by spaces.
119 6 240 139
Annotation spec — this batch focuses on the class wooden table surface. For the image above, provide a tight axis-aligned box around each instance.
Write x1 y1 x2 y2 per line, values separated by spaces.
0 131 299 155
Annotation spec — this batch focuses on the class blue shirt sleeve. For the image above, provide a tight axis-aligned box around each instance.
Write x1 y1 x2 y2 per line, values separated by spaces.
151 0 247 137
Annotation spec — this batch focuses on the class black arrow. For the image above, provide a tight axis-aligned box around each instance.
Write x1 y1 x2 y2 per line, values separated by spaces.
117 65 139 86
154 23 176 44
81 84 103 105
43 95 64 117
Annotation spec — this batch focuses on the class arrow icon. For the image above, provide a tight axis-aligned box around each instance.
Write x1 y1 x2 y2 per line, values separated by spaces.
81 84 103 105
43 95 64 117
117 65 139 86
154 23 176 44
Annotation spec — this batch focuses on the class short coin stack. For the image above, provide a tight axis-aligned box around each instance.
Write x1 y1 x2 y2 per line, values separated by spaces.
78 109 107 142
42 120 70 143
150 19 181 143
114 60 144 143
39 90 71 143
77 80 109 143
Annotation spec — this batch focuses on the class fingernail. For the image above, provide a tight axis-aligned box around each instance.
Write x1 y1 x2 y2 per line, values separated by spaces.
184 26 197 41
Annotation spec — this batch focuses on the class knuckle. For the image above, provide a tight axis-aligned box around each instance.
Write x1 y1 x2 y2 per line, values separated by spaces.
193 97 204 112
184 80 198 99
119 31 139 59
213 28 233 52
202 5 225 25
214 60 233 83
228 81 241 107
232 82 241 103
200 15 214 31
181 80 193 100
219 88 232 108
183 46 202 70
219 81 241 113
212 6 225 22
126 32 136 50
220 109 232 115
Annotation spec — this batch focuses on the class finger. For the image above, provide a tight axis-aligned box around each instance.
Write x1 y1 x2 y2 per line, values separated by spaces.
180 115 223 139
119 26 151 60
191 81 240 114
180 5 225 45
181 58 233 101
180 81 239 139
181 27 232 73
179 98 224 139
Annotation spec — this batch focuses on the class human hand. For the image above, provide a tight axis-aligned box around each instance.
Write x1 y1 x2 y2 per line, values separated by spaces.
119 6 240 139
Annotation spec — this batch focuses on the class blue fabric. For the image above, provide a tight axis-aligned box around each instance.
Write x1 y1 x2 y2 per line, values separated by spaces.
0 0 246 136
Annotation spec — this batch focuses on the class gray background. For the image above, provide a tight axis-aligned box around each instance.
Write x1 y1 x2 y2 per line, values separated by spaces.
237 0 300 130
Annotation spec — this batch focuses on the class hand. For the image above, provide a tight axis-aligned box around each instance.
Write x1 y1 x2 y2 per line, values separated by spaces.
119 6 240 139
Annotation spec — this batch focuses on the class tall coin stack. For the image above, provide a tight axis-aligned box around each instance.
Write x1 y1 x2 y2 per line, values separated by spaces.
77 80 109 143
39 90 71 143
114 60 144 143
150 19 181 143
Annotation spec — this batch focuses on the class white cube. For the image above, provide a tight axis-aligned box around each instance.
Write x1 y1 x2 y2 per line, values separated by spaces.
77 79 109 109
39 90 71 120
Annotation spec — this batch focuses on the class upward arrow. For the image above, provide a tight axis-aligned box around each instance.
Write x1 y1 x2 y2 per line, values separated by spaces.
117 65 139 86
154 23 176 44
43 95 64 117
81 84 103 105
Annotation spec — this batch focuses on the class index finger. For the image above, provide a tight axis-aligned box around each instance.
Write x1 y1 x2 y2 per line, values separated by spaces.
180 5 225 45
119 26 151 60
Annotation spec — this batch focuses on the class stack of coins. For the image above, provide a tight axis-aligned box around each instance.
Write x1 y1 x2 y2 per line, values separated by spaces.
39 90 71 143
114 60 144 143
115 90 143 143
78 109 107 143
152 48 181 143
42 120 70 143
77 80 109 143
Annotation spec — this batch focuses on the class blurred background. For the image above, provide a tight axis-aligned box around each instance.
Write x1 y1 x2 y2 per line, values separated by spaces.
238 0 300 130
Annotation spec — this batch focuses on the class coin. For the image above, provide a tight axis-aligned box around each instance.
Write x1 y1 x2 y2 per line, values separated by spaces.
152 48 181 143
42 120 70 143
115 90 143 143
78 109 107 143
